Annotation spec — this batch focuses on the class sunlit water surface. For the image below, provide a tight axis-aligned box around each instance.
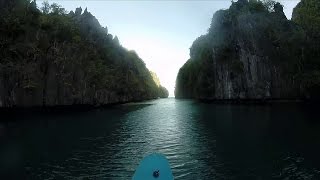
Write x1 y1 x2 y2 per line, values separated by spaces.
1 98 320 179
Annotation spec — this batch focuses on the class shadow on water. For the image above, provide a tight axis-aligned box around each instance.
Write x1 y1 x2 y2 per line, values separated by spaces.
0 99 320 179
0 102 153 121
195 102 320 179
0 102 153 179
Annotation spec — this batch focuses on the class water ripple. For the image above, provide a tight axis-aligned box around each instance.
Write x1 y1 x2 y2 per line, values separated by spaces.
4 99 318 179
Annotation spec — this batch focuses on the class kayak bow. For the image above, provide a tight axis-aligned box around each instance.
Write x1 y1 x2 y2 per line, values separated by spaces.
132 153 174 180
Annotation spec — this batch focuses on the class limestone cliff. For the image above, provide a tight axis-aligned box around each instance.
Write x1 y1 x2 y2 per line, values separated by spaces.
0 0 168 107
150 71 169 98
175 0 320 100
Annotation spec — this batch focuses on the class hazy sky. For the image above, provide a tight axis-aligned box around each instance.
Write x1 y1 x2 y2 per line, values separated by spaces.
38 0 300 96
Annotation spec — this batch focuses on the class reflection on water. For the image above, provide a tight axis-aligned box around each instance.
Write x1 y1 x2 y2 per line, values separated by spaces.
0 98 320 179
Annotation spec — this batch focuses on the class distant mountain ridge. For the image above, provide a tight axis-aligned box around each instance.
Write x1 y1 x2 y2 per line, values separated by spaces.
0 0 168 107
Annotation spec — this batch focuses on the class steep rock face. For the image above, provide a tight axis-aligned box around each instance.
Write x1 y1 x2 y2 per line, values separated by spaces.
211 11 301 99
0 1 168 107
175 0 316 100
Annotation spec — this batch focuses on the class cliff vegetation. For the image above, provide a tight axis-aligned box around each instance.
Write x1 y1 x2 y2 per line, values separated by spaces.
0 0 168 107
175 0 320 100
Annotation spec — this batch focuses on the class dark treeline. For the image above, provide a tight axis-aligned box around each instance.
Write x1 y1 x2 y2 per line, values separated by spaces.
0 0 168 107
175 0 320 101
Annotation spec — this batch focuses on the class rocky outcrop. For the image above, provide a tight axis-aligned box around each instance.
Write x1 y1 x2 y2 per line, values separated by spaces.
150 71 169 98
175 0 320 100
0 0 168 107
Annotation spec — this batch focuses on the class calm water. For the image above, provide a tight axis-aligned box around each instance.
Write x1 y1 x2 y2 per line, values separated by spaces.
1 98 320 179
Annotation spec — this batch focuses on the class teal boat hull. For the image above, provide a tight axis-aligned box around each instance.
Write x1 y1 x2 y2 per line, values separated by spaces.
132 153 174 180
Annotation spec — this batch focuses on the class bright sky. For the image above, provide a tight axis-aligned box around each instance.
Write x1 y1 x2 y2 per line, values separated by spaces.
38 0 300 97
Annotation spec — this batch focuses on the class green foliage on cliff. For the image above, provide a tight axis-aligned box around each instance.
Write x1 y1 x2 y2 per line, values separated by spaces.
292 0 320 98
0 0 167 107
175 0 320 100
150 71 169 98
158 86 169 98
292 0 320 38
